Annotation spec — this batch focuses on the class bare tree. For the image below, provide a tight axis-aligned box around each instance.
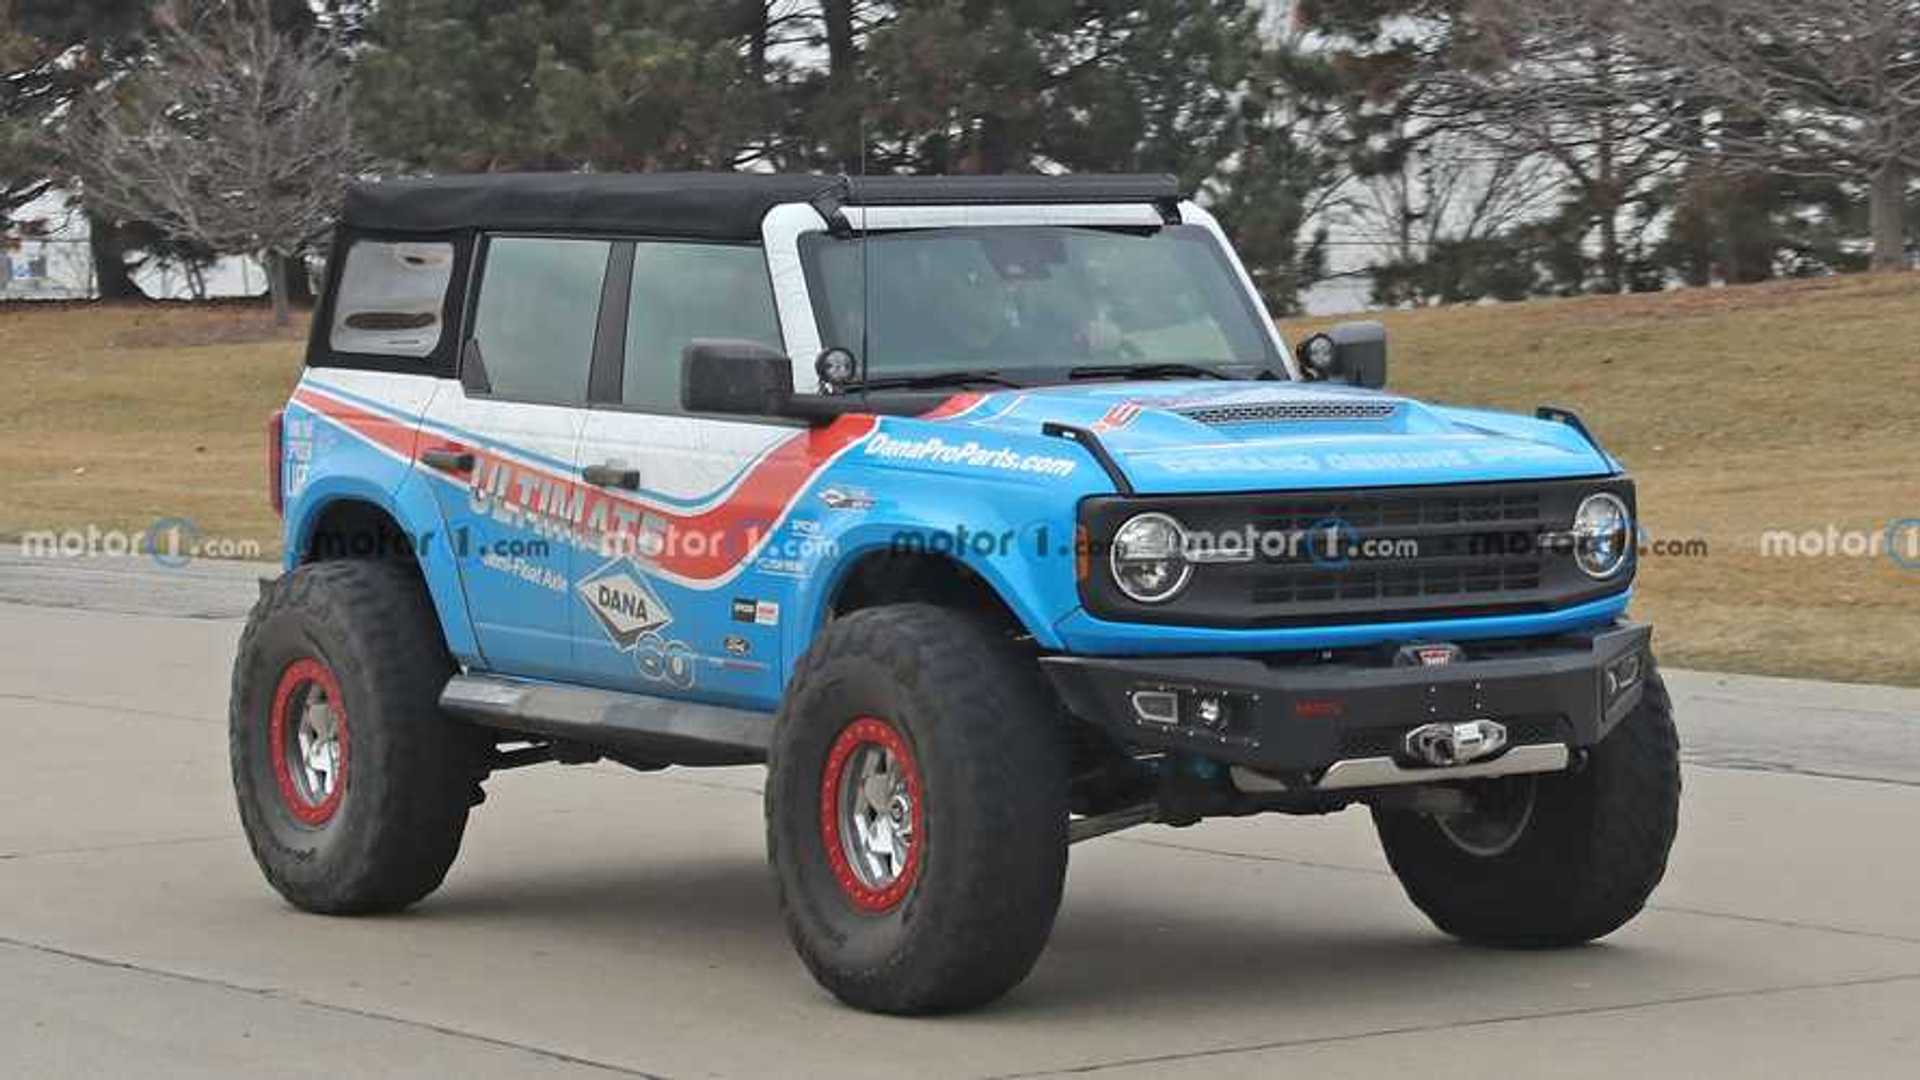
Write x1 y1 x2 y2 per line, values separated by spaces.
1410 0 1686 294
1343 125 1562 284
63 0 359 321
1620 0 1919 272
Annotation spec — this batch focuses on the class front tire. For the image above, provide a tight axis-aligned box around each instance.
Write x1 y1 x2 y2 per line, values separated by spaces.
1373 669 1681 946
767 604 1069 1014
230 560 483 914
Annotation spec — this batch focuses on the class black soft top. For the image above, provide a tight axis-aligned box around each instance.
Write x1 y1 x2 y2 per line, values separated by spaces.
341 172 1182 239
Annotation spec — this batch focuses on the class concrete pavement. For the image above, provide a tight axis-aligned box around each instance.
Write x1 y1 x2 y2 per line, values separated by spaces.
1 557 1918 1077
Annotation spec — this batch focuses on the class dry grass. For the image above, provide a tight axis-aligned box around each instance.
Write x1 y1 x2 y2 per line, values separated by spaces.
0 303 303 556
1 277 1915 685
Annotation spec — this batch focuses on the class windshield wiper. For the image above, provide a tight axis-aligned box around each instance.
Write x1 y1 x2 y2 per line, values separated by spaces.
843 370 1027 393
1067 361 1232 382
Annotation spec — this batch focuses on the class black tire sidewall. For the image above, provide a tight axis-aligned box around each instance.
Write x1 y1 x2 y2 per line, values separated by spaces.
230 561 475 914
1373 669 1682 945
767 604 1069 1013
233 598 377 897
772 659 926 971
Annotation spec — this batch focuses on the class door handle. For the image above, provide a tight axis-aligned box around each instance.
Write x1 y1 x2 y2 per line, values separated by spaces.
582 462 641 490
420 448 475 474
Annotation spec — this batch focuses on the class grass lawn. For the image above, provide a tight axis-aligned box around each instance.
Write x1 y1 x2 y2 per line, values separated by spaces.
2 274 1916 685
0 302 302 557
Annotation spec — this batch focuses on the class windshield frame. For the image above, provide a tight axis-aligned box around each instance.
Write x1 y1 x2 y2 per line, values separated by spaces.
779 204 1296 390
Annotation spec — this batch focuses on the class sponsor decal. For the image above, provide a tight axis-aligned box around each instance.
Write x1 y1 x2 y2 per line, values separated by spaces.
724 634 752 657
283 414 315 499
861 432 1078 477
818 486 875 511
755 555 810 578
632 632 697 689
578 565 674 649
480 549 567 592
728 595 781 626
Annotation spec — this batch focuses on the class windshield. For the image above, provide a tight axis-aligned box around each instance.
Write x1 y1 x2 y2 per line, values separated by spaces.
798 224 1285 382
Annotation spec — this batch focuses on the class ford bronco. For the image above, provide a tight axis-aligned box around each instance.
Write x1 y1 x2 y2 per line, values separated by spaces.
233 173 1679 1014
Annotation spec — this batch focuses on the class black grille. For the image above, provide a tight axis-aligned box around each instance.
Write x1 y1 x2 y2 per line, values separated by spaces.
1079 478 1634 628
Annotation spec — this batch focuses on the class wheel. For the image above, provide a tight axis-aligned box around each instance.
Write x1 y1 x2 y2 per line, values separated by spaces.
766 603 1069 1014
230 560 483 914
1372 667 1681 946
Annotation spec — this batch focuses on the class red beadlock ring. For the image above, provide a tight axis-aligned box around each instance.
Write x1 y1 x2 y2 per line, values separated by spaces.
819 716 925 913
268 658 349 826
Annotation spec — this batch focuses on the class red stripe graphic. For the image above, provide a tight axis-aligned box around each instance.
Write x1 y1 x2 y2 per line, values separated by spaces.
920 392 986 420
291 386 421 461
1092 401 1143 433
296 386 878 584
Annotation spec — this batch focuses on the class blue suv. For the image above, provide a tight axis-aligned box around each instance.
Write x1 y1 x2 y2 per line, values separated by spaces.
232 173 1679 1014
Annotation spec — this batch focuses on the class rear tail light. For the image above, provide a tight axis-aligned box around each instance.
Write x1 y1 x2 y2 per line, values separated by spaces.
267 409 285 516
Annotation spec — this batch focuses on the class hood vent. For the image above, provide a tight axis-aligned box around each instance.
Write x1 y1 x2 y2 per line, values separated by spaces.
1178 400 1400 425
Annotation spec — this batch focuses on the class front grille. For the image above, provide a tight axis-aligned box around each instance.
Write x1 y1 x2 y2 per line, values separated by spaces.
1246 489 1545 607
1179 400 1399 425
1079 478 1634 628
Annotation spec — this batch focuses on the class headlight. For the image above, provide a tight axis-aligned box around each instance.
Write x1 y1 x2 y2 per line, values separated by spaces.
1110 512 1192 603
1571 493 1632 579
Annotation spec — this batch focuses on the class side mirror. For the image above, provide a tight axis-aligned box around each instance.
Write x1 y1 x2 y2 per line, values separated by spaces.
1295 321 1388 389
682 339 796 417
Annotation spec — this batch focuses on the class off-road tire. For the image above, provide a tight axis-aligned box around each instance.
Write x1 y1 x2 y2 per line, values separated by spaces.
767 604 1070 1014
230 560 483 914
1373 669 1681 946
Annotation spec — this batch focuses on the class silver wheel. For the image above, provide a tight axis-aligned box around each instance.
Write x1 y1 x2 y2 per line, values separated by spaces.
836 742 916 890
821 715 925 913
1434 776 1538 858
291 690 343 804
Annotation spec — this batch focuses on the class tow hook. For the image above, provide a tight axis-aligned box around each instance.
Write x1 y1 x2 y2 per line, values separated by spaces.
1403 719 1509 767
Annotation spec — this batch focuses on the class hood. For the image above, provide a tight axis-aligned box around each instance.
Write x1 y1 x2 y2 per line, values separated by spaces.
936 380 1616 494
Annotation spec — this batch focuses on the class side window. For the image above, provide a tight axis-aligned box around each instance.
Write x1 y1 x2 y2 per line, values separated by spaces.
621 242 782 410
329 240 455 358
472 237 611 403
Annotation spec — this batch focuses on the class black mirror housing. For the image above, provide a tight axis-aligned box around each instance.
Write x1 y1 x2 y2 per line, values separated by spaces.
682 339 796 417
1296 320 1388 389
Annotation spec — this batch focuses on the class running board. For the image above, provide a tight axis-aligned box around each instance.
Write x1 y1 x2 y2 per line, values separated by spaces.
440 674 773 766
1229 743 1571 794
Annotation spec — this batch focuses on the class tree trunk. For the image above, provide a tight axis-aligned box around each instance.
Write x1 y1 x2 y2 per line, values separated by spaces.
823 0 860 172
285 252 316 307
1595 202 1623 294
266 251 292 326
1869 160 1909 272
87 212 148 300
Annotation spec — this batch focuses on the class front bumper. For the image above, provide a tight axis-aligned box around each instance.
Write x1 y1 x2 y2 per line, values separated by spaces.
1040 621 1651 786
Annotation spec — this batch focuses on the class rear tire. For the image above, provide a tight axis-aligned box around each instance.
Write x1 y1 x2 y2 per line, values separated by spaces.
767 604 1069 1014
230 560 483 914
1373 669 1681 946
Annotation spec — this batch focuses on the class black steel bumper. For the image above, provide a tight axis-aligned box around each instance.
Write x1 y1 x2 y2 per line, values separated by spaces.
1040 622 1651 780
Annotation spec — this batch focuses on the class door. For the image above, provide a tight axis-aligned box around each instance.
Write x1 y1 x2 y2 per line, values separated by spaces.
569 239 800 710
419 235 613 679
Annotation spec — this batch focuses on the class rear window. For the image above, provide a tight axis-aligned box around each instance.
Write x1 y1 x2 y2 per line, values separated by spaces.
328 240 456 358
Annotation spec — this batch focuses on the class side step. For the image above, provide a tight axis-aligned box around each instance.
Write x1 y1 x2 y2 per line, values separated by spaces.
440 674 773 767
